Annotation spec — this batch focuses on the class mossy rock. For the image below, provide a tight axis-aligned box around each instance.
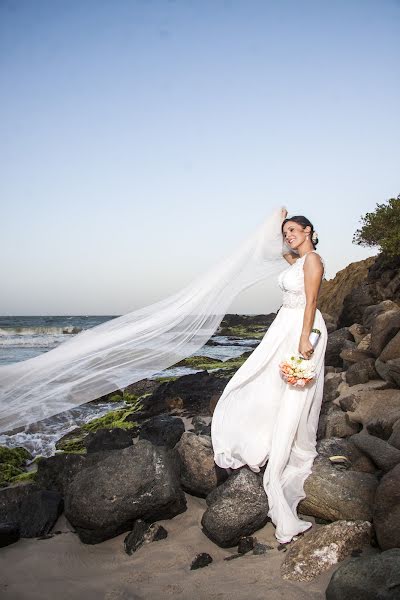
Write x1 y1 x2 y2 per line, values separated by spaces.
152 375 179 383
81 406 140 433
0 463 24 487
0 445 32 468
218 325 266 339
9 470 37 484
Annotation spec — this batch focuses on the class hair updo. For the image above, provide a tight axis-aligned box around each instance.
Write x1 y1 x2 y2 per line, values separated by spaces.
281 215 319 248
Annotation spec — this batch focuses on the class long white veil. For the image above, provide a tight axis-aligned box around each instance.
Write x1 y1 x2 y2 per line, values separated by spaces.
0 206 286 434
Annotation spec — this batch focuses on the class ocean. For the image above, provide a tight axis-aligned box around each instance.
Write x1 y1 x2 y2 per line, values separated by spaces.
0 315 258 457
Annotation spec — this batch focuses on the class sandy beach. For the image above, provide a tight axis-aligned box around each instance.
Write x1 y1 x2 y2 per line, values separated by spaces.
0 492 341 600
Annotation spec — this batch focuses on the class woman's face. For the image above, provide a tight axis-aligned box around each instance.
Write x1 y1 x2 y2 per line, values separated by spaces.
282 221 311 251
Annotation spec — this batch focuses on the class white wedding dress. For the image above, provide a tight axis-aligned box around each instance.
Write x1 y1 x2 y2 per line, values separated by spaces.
211 250 328 543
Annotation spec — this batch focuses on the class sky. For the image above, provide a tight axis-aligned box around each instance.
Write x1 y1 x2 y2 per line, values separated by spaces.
1 0 399 315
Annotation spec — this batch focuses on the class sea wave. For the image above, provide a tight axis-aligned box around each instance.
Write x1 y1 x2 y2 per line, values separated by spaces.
0 326 82 336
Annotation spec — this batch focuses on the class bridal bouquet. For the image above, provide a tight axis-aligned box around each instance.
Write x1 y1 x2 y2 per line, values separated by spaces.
279 329 320 387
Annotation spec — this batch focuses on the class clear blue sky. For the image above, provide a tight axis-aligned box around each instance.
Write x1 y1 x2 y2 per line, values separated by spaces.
1 0 399 315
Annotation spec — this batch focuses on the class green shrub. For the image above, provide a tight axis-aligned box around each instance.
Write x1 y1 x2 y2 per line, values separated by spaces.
353 196 400 256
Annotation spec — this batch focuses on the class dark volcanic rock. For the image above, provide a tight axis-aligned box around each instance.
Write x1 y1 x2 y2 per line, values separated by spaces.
201 467 269 548
64 441 186 544
131 371 230 420
345 359 378 387
350 431 400 473
325 548 400 600
176 432 228 497
0 483 63 538
190 552 213 570
138 414 185 448
370 308 400 357
325 328 354 368
124 519 168 555
0 521 20 547
316 437 376 474
35 452 97 496
373 463 400 550
85 428 134 454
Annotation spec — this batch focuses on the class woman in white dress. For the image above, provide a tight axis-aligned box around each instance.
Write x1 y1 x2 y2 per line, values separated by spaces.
211 210 328 544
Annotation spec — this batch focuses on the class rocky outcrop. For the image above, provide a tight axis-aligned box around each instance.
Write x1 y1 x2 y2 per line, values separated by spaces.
138 414 185 448
317 256 376 321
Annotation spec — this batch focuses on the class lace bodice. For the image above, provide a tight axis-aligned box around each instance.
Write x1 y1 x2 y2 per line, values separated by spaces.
278 251 325 308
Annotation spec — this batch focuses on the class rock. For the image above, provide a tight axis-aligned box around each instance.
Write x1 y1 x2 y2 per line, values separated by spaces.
345 359 378 386
350 431 400 473
64 441 186 544
325 411 361 438
299 457 378 522
376 357 400 387
85 428 133 454
133 371 230 420
349 324 369 345
325 329 354 368
190 553 213 570
138 414 185 448
325 548 400 600
253 542 273 554
338 393 359 412
345 389 400 433
373 463 400 550
389 419 400 450
0 483 63 537
316 437 375 473
357 333 371 352
0 522 20 547
191 416 211 436
35 452 96 496
363 300 399 329
0 446 33 487
55 427 89 453
339 283 377 328
370 308 400 357
281 520 372 582
237 536 256 554
340 348 374 365
124 519 168 555
201 467 269 548
323 373 344 404
175 432 228 497
380 329 400 362
345 366 369 386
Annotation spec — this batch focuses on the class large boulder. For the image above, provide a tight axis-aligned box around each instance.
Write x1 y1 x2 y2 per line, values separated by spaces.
175 432 227 497
201 467 269 547
389 419 400 450
325 409 361 439
362 299 399 328
350 431 400 473
281 520 372 582
138 414 185 448
323 372 344 404
35 452 98 496
326 548 400 600
299 457 378 522
0 483 63 538
85 428 133 454
345 359 378 387
370 308 400 357
373 463 400 550
375 357 400 387
325 329 354 368
64 441 186 544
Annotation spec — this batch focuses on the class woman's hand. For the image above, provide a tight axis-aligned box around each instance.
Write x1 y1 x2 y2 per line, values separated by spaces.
299 334 314 360
281 207 288 220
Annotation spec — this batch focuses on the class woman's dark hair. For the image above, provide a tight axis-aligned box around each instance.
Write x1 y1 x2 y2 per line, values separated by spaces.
281 215 319 248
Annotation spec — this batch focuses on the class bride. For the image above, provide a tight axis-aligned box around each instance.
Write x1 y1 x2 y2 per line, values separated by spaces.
0 205 326 543
211 209 327 544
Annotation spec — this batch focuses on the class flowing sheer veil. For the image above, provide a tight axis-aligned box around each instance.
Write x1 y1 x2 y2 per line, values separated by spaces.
0 206 286 434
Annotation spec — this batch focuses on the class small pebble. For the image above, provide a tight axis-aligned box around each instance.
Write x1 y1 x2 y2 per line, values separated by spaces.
238 536 256 554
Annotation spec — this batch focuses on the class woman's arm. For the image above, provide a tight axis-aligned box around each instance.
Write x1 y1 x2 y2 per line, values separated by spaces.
298 253 324 359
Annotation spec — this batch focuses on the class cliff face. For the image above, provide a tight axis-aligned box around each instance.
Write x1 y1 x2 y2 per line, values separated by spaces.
318 256 376 320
